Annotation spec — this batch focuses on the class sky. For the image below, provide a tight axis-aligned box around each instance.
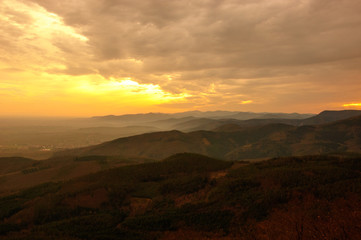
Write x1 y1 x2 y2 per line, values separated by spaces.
1 0 361 117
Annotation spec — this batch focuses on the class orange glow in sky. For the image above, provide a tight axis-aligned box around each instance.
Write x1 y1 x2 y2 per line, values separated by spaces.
343 103 361 107
0 0 190 116
240 100 253 105
1 0 361 116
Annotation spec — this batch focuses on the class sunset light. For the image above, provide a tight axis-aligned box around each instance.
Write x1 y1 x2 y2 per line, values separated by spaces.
1 1 361 238
240 100 253 105
343 103 361 107
1 0 361 116
74 77 190 103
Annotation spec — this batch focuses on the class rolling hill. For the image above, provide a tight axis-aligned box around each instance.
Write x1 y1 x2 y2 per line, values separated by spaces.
1 110 361 239
92 111 314 123
0 154 153 197
0 157 36 175
90 110 315 131
1 153 360 239
2 110 358 160
55 114 361 160
143 110 361 132
300 110 361 125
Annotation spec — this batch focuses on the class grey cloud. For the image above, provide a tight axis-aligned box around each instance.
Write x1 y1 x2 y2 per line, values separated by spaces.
31 0 361 68
20 0 361 110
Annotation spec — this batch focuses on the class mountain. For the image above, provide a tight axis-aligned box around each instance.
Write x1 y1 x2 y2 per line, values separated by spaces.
55 114 361 160
3 110 358 160
14 111 355 195
227 112 314 120
171 110 239 119
257 112 315 119
212 110 361 129
92 110 359 132
226 114 361 160
147 116 197 129
300 110 361 125
92 113 171 123
1 153 360 239
1 110 361 239
209 110 361 129
55 130 236 159
171 118 221 131
91 110 315 123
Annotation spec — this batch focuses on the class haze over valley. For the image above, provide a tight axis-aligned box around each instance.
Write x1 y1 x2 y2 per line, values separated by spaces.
0 109 361 239
0 109 360 193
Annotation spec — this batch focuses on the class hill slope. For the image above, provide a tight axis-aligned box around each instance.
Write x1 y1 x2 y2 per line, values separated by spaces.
301 110 361 125
56 115 361 160
0 157 36 175
1 153 360 239
0 155 153 197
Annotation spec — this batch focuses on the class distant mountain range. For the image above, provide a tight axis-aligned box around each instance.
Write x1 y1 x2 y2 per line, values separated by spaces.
2 153 361 239
2 110 361 239
92 110 314 123
57 110 361 160
91 110 361 132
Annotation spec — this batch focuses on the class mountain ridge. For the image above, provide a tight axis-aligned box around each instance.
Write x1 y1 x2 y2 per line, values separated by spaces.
55 113 361 160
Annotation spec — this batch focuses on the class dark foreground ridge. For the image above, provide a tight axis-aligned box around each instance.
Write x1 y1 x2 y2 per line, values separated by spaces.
1 153 361 239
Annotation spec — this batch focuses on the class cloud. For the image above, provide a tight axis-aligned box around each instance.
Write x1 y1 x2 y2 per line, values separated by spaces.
30 0 361 69
1 0 361 114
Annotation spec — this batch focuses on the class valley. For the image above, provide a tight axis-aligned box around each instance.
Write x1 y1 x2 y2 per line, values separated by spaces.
0 110 360 239
2 0 361 238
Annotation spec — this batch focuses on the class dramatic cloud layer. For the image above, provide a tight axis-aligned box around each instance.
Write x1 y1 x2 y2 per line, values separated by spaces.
1 0 361 116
